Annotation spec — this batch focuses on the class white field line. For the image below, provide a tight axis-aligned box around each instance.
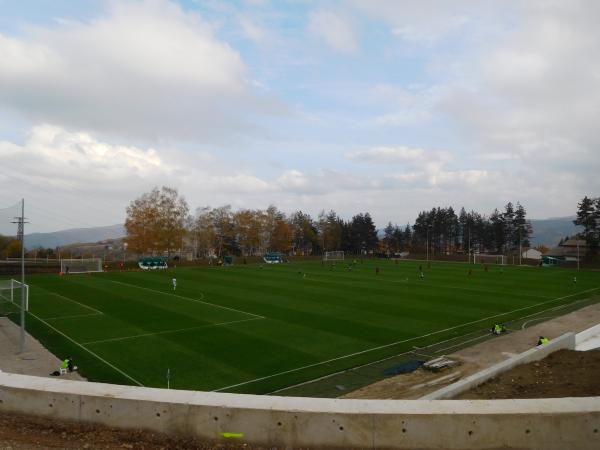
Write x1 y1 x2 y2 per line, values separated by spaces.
268 326 495 395
214 286 600 392
422 283 551 300
45 312 103 321
267 288 600 395
433 333 491 354
395 257 536 267
105 279 265 319
34 286 104 315
28 311 144 387
267 337 467 395
521 317 554 330
83 317 263 345
380 278 551 299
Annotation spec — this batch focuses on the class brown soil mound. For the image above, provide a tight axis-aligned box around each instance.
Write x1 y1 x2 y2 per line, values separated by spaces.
456 349 600 399
0 412 263 450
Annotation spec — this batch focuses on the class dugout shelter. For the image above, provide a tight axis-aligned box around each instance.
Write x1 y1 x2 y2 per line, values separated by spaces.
138 257 168 270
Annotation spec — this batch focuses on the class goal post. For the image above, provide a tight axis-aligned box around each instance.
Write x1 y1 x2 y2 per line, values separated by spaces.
323 251 344 261
60 258 103 274
473 254 505 265
0 279 29 312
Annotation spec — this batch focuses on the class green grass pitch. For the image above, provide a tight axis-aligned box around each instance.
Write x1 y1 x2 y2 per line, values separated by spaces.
2 259 599 394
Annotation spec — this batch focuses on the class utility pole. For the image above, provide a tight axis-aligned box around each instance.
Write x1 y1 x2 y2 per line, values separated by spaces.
468 226 471 264
519 228 522 266
11 199 28 353
426 227 429 262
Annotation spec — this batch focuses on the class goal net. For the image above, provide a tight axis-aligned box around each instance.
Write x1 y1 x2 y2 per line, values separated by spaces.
60 258 103 274
323 251 344 261
473 254 505 265
0 279 29 313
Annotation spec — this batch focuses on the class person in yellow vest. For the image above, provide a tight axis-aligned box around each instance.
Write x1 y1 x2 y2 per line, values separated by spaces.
61 356 77 373
537 336 549 346
491 323 505 335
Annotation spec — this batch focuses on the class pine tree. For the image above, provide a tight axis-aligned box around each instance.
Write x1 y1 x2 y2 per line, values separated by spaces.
503 202 515 251
383 222 396 255
513 202 533 248
574 196 599 257
489 209 505 254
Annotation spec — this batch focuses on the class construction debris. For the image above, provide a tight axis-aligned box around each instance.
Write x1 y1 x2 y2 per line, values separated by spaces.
423 356 459 372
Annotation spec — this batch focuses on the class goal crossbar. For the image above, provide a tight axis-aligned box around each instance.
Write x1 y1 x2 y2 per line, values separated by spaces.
60 258 103 274
323 251 344 261
473 254 505 265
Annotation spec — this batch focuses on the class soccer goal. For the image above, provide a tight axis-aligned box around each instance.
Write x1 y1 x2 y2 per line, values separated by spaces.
473 254 505 265
60 258 103 274
323 251 344 261
0 279 29 312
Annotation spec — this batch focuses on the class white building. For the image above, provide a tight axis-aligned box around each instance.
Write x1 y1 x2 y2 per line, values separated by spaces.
522 248 542 260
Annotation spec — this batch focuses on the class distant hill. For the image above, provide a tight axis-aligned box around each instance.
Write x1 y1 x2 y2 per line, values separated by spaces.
529 216 580 247
25 224 125 249
20 217 577 251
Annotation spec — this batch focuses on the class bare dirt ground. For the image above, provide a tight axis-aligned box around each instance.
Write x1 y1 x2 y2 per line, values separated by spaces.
0 412 264 450
344 302 600 399
455 348 600 399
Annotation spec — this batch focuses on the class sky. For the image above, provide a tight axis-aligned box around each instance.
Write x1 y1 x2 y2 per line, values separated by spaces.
1 0 599 233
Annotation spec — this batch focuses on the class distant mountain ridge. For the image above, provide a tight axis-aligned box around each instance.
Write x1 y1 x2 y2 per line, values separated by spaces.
529 216 580 247
21 216 577 251
25 224 125 249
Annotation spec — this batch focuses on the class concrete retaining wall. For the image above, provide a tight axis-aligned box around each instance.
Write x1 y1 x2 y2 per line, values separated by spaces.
422 333 576 400
1 370 599 449
576 324 600 345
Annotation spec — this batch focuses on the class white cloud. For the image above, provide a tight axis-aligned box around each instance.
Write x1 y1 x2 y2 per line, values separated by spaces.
2 0 599 230
347 146 425 163
367 84 439 127
0 125 169 190
438 1 600 175
0 125 276 231
238 16 268 43
0 0 283 142
350 0 490 44
308 10 358 54
346 145 452 168
373 110 432 127
390 15 469 44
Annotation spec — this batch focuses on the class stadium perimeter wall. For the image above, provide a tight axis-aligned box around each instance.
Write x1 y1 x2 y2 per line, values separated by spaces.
1 371 599 449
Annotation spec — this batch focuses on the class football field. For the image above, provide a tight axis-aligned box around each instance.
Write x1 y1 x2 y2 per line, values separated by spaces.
2 259 599 394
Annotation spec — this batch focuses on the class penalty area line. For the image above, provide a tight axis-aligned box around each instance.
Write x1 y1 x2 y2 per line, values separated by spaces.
105 279 265 319
83 317 263 345
214 286 600 392
45 312 104 321
34 286 104 315
28 311 144 387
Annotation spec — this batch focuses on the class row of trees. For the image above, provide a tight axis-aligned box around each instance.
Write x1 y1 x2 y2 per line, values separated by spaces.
125 187 534 259
404 202 532 257
574 196 600 257
0 235 21 258
125 187 379 257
